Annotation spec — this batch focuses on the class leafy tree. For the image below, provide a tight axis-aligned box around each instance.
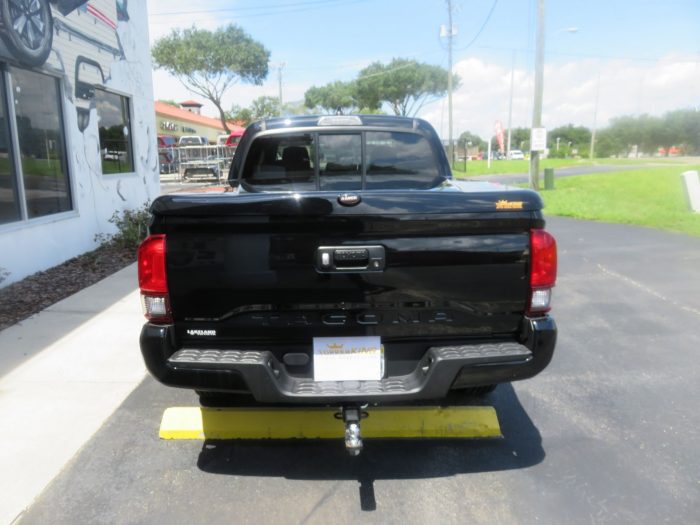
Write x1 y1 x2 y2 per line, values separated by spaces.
666 108 700 154
227 96 286 126
548 124 591 157
158 99 180 107
355 58 456 116
227 104 254 126
152 25 270 133
457 131 486 151
603 115 638 156
250 96 282 120
509 127 530 152
601 114 673 156
281 100 314 116
638 115 667 154
594 128 626 158
357 107 385 115
591 111 692 158
304 81 358 114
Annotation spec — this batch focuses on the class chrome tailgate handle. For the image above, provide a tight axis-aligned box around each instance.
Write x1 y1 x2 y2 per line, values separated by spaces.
316 246 385 273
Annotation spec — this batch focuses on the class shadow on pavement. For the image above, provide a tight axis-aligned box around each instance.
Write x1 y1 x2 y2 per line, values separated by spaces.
196 383 543 511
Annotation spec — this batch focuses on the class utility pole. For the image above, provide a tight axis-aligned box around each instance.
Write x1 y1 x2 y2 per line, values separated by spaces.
446 0 454 168
276 62 286 106
529 0 545 190
589 72 600 160
506 49 515 157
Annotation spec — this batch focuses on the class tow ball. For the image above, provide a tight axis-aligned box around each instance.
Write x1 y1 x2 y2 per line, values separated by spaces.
336 405 368 456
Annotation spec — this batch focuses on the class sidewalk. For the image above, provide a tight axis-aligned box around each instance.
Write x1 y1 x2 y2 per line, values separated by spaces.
0 264 146 525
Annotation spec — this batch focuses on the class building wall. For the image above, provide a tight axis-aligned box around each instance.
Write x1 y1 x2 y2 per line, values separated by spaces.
156 114 225 144
0 1 158 288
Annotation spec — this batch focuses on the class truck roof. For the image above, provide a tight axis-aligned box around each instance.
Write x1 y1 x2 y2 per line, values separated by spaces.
253 114 432 132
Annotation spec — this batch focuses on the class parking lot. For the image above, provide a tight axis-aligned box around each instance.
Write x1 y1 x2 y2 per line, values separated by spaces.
12 216 700 524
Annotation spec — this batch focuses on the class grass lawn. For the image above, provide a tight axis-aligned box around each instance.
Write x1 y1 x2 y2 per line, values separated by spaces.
453 158 590 177
538 166 700 237
452 156 698 178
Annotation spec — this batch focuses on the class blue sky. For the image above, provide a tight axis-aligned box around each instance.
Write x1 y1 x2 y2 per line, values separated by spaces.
147 0 700 138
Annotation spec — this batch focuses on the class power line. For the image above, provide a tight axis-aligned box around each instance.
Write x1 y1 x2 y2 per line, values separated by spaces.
149 0 371 22
454 0 498 52
150 0 360 16
468 44 700 64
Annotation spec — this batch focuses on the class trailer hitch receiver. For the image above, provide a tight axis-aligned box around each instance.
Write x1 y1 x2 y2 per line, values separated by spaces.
339 405 365 456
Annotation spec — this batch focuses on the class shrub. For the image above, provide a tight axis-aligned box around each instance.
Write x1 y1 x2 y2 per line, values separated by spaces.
95 203 151 251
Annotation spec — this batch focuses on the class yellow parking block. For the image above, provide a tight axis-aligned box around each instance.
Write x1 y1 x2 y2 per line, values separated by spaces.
159 406 501 440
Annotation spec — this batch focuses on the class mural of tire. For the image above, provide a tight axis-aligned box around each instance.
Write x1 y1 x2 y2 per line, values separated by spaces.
0 0 54 67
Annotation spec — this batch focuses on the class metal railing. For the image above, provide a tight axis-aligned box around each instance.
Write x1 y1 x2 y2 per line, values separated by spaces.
158 145 237 183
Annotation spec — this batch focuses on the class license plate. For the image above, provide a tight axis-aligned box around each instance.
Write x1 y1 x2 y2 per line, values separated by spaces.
313 336 383 382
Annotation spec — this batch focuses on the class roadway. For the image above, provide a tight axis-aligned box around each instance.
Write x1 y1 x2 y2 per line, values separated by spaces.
17 216 700 524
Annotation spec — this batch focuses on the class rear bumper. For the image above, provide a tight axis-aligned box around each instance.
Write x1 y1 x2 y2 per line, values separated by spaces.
140 317 556 404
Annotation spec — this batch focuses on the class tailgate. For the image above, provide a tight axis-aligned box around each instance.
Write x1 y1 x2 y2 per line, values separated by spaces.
154 188 541 345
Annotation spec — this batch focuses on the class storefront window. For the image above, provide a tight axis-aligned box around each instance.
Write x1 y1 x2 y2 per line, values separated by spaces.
10 66 71 219
0 77 20 225
95 89 133 174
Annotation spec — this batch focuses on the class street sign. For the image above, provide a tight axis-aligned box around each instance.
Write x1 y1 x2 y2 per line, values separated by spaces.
682 171 700 213
530 127 547 152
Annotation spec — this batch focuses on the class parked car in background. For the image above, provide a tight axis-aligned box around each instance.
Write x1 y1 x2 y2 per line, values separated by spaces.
657 146 682 156
216 134 229 146
178 135 208 146
158 135 178 148
225 129 245 147
508 149 525 160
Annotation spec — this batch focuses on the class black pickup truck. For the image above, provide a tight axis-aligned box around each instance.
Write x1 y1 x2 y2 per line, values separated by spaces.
139 115 557 453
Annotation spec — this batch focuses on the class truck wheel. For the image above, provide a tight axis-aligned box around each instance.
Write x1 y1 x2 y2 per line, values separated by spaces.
0 0 53 67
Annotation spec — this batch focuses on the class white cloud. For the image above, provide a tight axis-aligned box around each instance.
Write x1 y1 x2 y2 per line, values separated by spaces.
145 2 699 135
147 3 222 43
419 54 700 141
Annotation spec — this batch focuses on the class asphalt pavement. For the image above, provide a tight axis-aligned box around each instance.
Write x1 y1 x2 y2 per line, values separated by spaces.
0 266 146 525
160 180 219 194
14 217 700 525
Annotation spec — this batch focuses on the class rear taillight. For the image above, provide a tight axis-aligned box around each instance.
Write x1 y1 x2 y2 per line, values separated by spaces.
528 228 557 315
137 234 171 323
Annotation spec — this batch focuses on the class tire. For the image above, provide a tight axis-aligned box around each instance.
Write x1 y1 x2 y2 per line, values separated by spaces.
1 0 54 67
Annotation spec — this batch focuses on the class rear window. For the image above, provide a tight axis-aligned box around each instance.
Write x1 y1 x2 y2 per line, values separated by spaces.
180 137 204 146
319 134 362 191
241 131 441 191
365 132 439 189
241 134 316 191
